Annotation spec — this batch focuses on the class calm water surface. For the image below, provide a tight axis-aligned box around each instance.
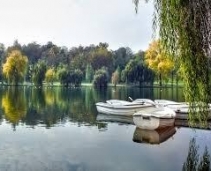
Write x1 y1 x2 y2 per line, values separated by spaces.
0 86 210 171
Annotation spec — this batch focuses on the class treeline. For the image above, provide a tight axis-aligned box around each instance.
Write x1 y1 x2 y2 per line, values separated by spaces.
0 40 177 87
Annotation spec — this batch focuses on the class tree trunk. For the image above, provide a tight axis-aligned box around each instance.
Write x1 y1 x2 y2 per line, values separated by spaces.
159 73 162 87
171 71 174 87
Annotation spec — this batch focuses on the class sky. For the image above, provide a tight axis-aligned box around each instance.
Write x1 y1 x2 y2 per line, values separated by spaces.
0 0 154 52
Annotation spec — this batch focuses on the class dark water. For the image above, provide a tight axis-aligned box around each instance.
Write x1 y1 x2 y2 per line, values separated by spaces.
0 86 210 171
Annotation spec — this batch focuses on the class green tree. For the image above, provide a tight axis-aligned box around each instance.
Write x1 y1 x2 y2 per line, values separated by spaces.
0 43 5 82
71 69 83 87
70 54 86 74
57 66 83 87
124 59 142 85
93 68 109 88
6 40 22 55
89 46 113 72
57 66 69 86
32 60 47 86
85 64 94 83
22 42 42 64
112 47 132 70
123 57 154 87
121 69 127 83
3 50 28 85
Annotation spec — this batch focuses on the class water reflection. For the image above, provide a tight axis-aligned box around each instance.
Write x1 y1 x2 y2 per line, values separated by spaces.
0 86 184 129
133 126 176 145
96 113 134 125
0 87 210 171
2 87 27 127
182 138 210 171
0 87 104 129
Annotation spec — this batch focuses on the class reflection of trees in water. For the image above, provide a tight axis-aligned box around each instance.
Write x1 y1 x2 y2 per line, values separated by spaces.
0 108 3 125
2 87 27 127
182 138 210 171
2 87 175 129
22 87 106 129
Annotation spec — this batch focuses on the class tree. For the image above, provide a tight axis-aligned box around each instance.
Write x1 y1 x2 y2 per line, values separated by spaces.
32 60 46 86
121 69 127 83
93 68 109 88
123 54 154 87
57 66 83 87
134 0 211 121
22 42 42 64
85 64 94 83
3 50 28 85
111 68 120 87
145 40 174 86
41 42 64 67
70 54 86 74
112 47 132 70
124 59 144 86
45 68 55 85
57 65 69 86
0 43 5 82
6 40 22 55
89 46 113 72
71 69 83 87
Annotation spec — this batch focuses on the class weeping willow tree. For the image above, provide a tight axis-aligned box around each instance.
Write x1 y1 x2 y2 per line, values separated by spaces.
134 0 211 123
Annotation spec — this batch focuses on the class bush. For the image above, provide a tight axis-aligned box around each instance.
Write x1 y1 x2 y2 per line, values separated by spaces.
93 68 108 88
57 68 83 87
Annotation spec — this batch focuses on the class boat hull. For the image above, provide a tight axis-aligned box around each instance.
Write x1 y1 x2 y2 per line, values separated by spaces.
133 115 175 130
133 107 176 130
96 102 154 116
96 113 134 124
155 99 211 120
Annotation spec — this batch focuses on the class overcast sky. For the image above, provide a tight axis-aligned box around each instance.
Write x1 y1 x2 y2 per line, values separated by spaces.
0 0 154 52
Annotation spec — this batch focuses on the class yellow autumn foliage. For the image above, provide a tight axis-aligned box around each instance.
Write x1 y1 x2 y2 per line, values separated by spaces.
45 68 55 84
2 89 27 124
145 40 174 77
45 89 55 106
3 50 28 84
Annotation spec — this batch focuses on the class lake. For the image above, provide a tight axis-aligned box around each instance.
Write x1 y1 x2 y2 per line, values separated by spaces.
0 86 210 171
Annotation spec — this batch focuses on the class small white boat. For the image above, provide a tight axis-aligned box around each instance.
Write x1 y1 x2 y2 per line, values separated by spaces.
133 126 176 144
96 113 134 125
96 99 155 116
155 99 211 120
154 99 189 113
154 99 183 106
133 107 176 130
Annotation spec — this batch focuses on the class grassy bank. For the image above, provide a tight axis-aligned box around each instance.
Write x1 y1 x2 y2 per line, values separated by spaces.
0 81 184 88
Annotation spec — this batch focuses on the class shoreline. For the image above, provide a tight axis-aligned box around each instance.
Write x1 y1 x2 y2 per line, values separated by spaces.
0 82 183 88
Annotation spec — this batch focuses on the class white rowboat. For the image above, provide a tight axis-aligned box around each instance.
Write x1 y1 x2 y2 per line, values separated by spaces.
96 99 155 116
133 107 176 130
155 99 211 120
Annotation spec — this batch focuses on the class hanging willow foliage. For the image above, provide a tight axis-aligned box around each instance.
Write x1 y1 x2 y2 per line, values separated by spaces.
134 0 211 124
